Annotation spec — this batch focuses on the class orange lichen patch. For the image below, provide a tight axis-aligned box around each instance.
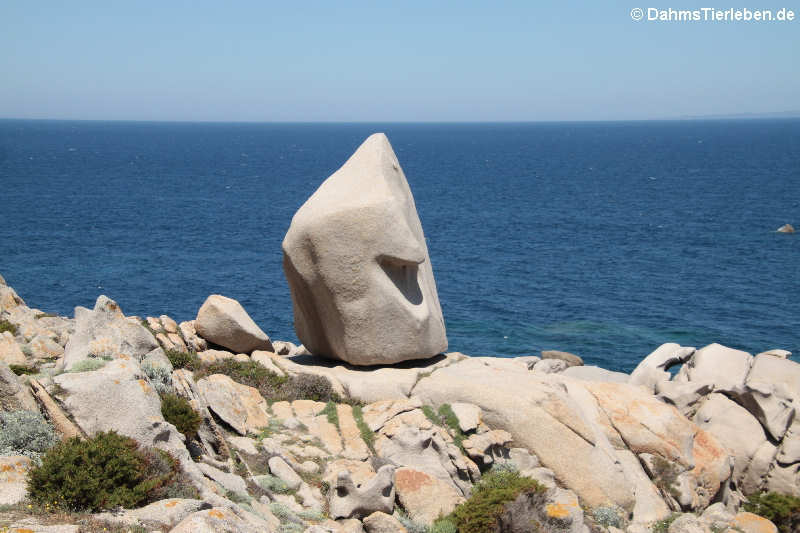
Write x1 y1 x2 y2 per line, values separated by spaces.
732 512 778 533
118 353 131 360
395 468 434 492
113 379 121 385
137 379 151 393
208 509 226 519
164 500 179 508
12 528 35 533
0 464 14 472
545 502 574 519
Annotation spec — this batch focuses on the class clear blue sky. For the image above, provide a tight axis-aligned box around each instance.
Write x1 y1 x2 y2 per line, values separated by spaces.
1 1 798 121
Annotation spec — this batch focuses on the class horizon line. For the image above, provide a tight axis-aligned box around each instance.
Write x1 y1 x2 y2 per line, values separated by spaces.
2 113 800 126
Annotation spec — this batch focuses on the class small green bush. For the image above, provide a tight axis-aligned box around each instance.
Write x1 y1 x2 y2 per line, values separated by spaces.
165 349 200 370
352 405 375 452
430 518 458 533
9 364 38 375
438 403 466 451
160 393 201 439
652 513 680 533
27 430 196 512
0 410 59 460
592 506 624 529
257 474 291 494
69 358 109 373
195 358 340 403
448 468 545 533
320 401 339 427
0 319 17 335
142 363 172 395
744 492 800 533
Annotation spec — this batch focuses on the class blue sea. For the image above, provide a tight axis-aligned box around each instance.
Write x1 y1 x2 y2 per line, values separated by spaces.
0 119 798 372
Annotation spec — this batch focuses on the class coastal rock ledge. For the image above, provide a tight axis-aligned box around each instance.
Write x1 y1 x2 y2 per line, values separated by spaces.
0 275 795 532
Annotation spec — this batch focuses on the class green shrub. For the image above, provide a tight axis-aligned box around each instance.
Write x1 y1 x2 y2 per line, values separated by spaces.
438 403 466 451
160 394 201 439
0 319 17 335
27 430 196 512
165 349 200 370
320 401 339 427
744 492 800 533
448 468 545 533
430 518 458 533
592 506 624 529
69 358 109 373
195 358 340 403
9 364 38 375
352 405 375 452
142 363 172 395
0 410 59 460
256 474 291 494
652 513 680 533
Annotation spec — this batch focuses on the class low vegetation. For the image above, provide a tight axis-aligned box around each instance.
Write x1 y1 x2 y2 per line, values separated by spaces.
142 362 172 394
744 491 800 533
445 467 545 533
68 357 110 373
0 410 59 461
420 404 466 452
652 513 680 533
352 404 375 452
320 401 339 428
164 348 201 370
160 393 202 439
193 357 340 403
8 364 38 376
27 431 197 512
0 319 17 335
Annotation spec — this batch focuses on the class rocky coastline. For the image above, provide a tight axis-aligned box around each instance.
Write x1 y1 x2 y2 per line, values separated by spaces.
1 135 797 533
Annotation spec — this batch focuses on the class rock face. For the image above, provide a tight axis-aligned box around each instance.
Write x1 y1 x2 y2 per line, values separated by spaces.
195 295 273 354
776 223 795 233
0 455 31 505
282 133 447 365
61 295 158 371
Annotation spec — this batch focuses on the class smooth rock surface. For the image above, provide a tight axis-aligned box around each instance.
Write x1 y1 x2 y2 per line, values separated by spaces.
195 294 273 354
282 133 447 365
394 467 464 525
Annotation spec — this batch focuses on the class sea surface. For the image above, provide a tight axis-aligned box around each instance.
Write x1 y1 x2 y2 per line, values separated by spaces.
1 119 798 372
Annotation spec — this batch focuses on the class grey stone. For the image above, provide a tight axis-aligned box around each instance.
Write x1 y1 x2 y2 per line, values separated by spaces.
541 350 584 367
685 343 752 393
61 295 158 371
562 365 629 383
776 223 795 233
449 402 481 432
532 358 568 374
269 455 303 491
0 360 38 411
282 133 447 365
629 343 695 391
195 294 273 354
362 511 407 533
667 513 707 533
329 464 396 520
755 349 791 359
0 455 31 505
197 462 249 496
694 393 768 486
168 507 268 533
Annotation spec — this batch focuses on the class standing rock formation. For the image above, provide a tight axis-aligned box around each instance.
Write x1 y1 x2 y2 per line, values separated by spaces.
282 133 447 365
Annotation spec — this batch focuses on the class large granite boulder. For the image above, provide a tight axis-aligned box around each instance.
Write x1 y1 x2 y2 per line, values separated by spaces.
195 294 273 354
282 133 447 365
60 295 158 371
